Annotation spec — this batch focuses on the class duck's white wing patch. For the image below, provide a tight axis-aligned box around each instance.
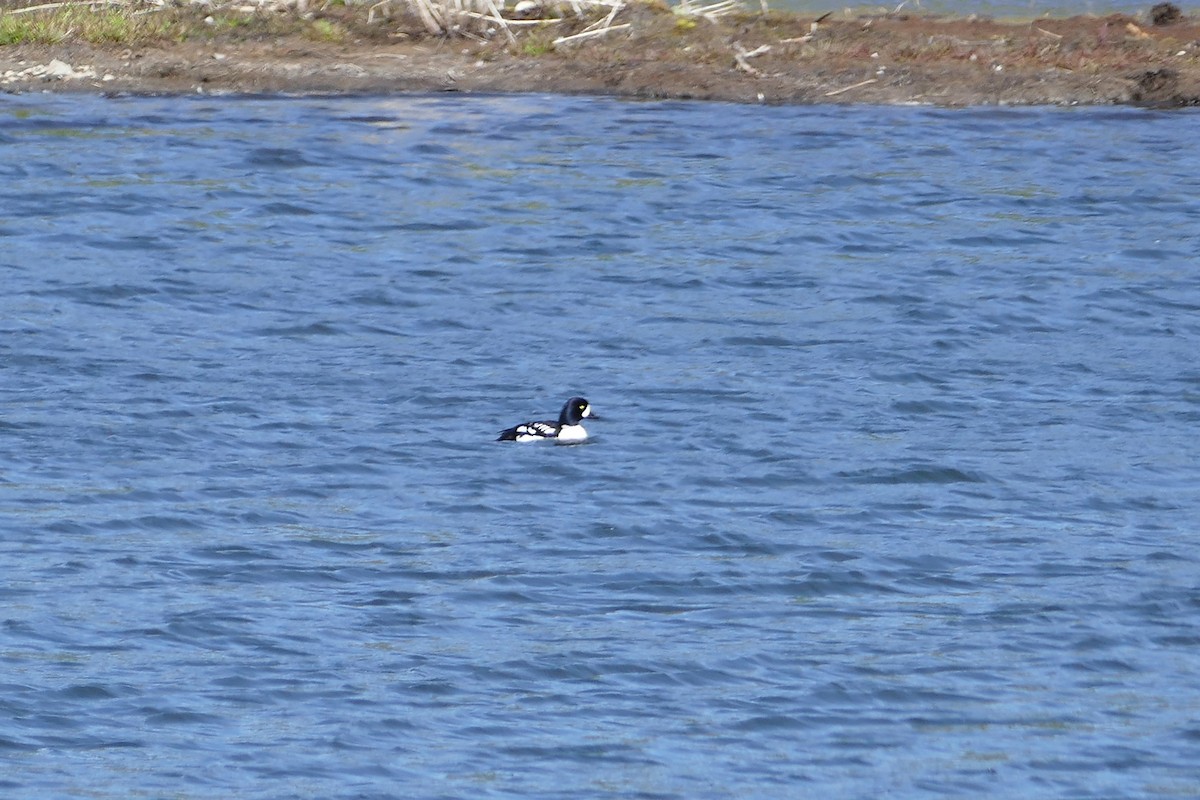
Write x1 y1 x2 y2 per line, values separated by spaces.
514 421 559 442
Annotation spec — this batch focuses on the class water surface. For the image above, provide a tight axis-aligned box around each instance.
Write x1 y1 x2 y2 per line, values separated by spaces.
2 94 1199 799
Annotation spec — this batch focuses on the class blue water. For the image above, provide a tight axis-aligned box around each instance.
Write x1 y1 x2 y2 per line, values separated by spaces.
2 94 1200 799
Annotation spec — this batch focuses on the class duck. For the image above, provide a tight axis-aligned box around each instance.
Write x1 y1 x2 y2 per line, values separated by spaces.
497 397 597 443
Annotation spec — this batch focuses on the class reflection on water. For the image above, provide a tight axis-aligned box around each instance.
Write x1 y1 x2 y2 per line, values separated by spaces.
2 93 1199 799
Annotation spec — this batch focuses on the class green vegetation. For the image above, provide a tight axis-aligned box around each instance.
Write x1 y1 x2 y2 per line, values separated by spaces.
0 1 357 46
521 39 554 56
0 4 175 45
203 14 255 34
516 25 559 56
0 12 66 44
307 18 347 43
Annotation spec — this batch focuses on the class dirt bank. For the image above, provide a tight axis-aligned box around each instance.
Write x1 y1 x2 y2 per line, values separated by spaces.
3 2 1199 106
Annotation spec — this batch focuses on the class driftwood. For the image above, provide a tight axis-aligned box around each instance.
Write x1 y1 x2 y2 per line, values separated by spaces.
732 42 770 76
674 0 739 22
6 0 133 13
824 77 877 96
553 21 628 45
394 0 628 44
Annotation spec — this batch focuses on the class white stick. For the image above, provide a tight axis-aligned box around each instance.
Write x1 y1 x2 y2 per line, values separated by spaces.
579 0 621 33
552 21 630 45
480 0 516 43
734 53 761 76
457 9 562 24
7 0 120 13
412 0 444 34
824 77 877 96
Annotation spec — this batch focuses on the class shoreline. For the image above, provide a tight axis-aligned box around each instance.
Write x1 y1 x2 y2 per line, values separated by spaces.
2 3 1199 106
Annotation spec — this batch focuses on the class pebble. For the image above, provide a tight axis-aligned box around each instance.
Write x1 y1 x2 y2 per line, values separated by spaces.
1 59 99 85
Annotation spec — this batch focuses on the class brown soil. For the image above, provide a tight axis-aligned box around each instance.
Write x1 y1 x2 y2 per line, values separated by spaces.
3 5 1200 106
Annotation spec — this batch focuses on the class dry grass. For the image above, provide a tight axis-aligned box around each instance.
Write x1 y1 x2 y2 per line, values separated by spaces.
0 0 642 46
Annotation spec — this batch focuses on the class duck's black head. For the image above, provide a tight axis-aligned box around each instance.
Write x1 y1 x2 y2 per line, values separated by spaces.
559 397 596 425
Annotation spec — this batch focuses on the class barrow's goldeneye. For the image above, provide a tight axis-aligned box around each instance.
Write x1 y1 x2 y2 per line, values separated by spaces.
497 397 597 443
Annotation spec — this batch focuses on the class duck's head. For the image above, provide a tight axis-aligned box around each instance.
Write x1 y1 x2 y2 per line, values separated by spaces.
560 397 597 425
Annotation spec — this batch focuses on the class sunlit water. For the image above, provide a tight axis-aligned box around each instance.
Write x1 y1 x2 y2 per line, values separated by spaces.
2 94 1200 799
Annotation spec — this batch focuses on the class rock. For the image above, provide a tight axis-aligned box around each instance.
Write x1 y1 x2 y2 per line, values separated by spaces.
45 59 76 79
512 0 542 18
